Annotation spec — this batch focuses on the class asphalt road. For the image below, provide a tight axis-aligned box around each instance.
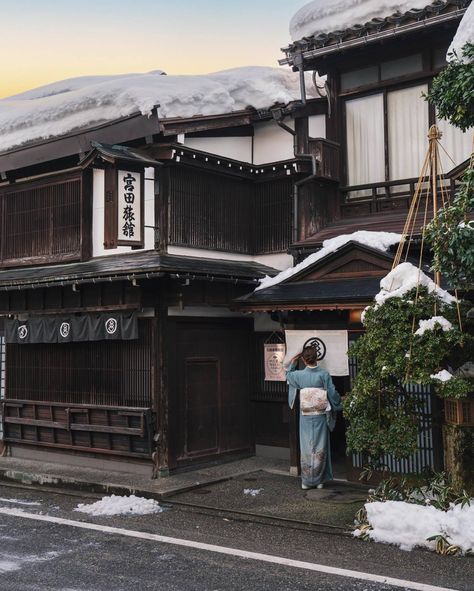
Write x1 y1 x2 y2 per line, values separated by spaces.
0 484 472 591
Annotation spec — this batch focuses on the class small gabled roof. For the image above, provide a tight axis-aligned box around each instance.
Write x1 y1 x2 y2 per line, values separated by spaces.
235 240 396 311
79 142 159 169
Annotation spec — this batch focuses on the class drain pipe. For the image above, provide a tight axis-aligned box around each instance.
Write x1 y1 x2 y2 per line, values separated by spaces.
274 116 318 244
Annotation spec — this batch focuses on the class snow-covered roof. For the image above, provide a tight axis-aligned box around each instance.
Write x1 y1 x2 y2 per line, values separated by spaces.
289 0 433 42
447 0 474 61
255 231 401 291
0 67 318 154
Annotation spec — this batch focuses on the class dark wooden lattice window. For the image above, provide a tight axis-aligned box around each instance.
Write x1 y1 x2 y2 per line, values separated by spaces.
0 174 82 265
6 320 153 408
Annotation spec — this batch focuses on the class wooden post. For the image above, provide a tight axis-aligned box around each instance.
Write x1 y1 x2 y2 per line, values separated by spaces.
429 125 442 287
152 291 170 478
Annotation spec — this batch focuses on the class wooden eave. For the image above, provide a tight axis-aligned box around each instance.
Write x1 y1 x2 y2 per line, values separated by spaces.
0 110 161 178
0 251 278 292
148 143 313 181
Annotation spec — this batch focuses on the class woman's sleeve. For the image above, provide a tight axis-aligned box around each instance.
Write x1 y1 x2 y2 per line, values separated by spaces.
285 361 300 388
325 372 342 411
286 361 300 409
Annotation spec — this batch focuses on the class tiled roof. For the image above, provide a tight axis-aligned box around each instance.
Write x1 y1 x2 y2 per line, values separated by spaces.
281 1 469 66
0 251 277 291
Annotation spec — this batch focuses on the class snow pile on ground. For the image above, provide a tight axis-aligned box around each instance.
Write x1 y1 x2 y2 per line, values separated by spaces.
430 369 453 382
243 488 263 496
354 500 474 553
289 0 431 42
374 262 457 307
414 316 453 336
74 494 162 516
447 1 474 62
255 231 401 291
0 67 318 153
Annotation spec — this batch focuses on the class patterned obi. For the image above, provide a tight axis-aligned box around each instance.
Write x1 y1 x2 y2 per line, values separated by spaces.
300 387 330 416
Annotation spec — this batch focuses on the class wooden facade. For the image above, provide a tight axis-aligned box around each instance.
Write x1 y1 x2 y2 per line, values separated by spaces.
0 1 469 480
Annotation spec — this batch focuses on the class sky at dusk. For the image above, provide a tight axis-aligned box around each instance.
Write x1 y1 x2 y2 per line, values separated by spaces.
1 0 308 99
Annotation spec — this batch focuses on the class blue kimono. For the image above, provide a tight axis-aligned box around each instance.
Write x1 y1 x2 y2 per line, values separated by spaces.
286 363 342 487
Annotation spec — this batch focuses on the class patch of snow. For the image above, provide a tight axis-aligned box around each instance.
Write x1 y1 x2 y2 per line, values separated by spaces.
356 500 474 553
289 0 431 42
447 1 474 62
0 560 21 573
74 494 163 517
414 316 453 336
0 67 320 153
256 231 401 291
430 369 453 382
243 488 263 496
374 262 457 307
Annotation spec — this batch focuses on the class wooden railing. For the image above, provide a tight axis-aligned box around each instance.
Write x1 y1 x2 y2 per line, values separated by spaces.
341 175 457 218
308 138 341 182
2 400 154 458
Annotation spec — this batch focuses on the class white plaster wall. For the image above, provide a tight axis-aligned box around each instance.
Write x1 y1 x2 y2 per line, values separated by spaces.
92 167 155 258
254 312 282 332
183 136 252 162
167 245 293 271
308 114 326 138
253 120 295 164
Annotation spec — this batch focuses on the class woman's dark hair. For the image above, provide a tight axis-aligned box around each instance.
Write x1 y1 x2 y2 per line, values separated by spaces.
301 346 318 366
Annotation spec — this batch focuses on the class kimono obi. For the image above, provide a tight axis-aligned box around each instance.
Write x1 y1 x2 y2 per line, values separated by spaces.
300 387 330 416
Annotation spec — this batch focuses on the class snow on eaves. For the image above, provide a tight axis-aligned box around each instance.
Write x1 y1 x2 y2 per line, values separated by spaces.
447 1 474 62
290 0 433 42
255 231 401 291
0 67 318 153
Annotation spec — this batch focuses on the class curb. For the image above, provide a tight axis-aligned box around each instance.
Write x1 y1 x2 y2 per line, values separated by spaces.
0 467 231 501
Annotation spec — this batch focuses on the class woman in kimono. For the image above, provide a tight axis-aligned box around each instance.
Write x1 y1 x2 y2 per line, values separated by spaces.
286 346 342 490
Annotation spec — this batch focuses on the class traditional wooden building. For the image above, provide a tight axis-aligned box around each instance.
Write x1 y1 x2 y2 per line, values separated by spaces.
0 69 337 475
0 2 471 481
237 0 472 479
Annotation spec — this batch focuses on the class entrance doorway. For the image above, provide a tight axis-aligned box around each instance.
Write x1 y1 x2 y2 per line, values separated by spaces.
168 318 253 469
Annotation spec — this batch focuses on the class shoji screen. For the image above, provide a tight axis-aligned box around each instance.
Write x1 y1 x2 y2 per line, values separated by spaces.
345 93 385 188
388 84 429 180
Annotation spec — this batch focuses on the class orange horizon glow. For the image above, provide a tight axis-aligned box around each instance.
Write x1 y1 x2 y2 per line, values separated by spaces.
1 0 305 100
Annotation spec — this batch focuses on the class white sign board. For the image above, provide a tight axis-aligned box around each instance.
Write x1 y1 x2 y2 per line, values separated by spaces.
264 343 286 382
284 330 349 376
117 170 142 244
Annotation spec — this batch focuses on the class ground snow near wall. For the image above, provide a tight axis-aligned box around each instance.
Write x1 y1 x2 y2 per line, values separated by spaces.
290 1 433 41
354 500 474 553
